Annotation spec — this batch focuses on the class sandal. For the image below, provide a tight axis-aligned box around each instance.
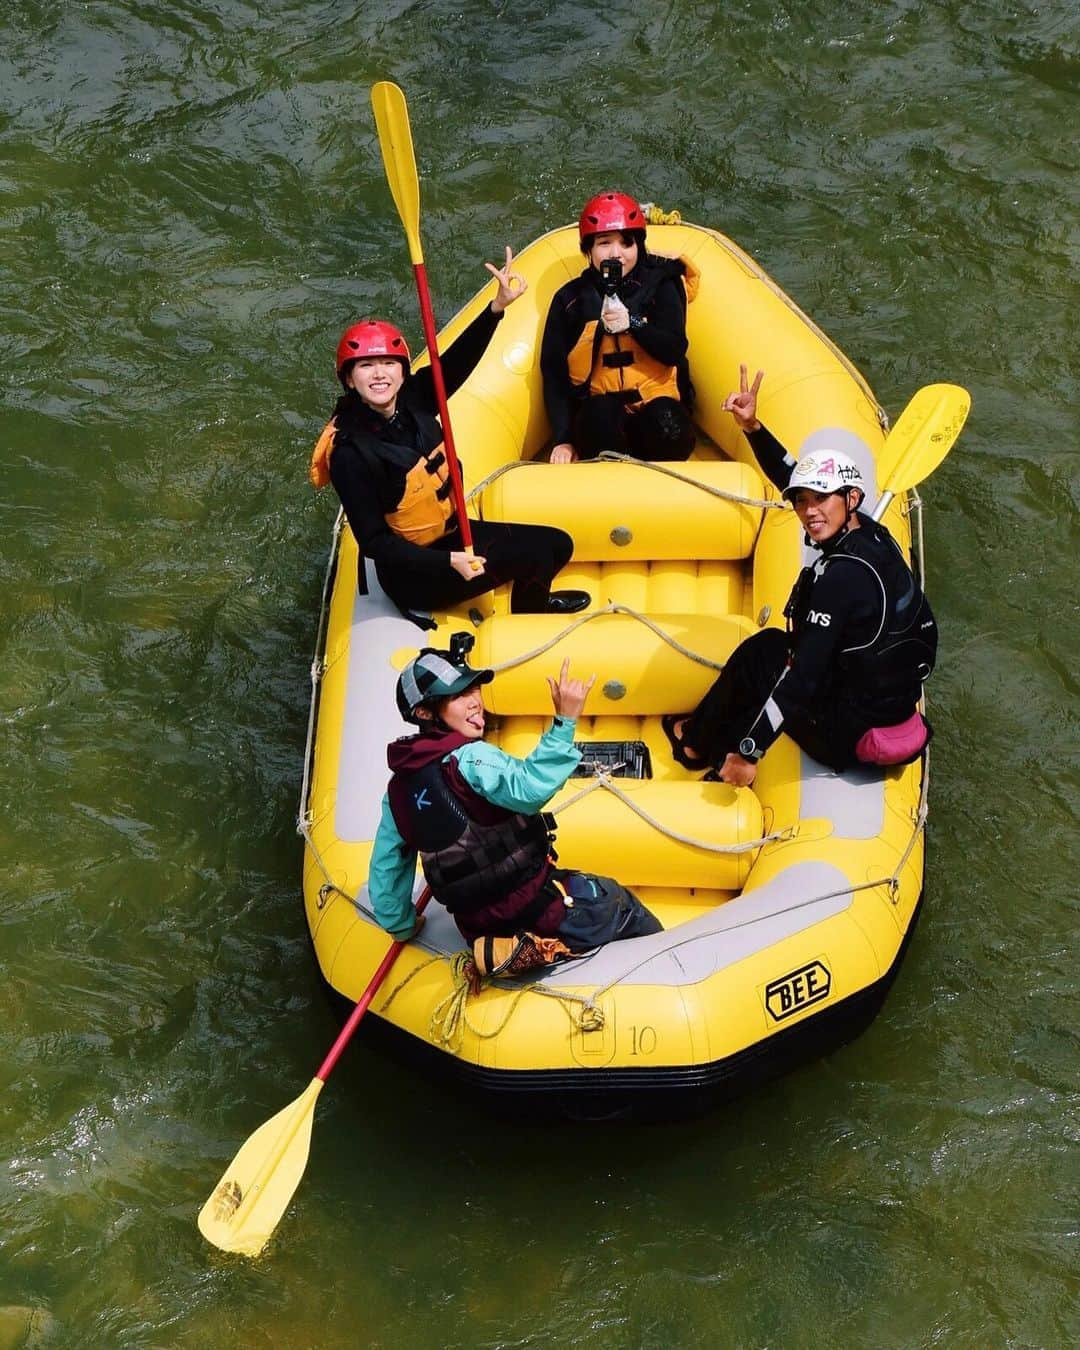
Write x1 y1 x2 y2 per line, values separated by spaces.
660 714 706 768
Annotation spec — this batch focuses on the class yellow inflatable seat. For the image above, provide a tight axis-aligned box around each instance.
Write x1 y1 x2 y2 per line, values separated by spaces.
480 460 767 560
549 779 763 890
441 611 754 716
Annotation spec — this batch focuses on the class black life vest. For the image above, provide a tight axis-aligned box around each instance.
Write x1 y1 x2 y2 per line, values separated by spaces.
785 518 937 707
387 757 554 915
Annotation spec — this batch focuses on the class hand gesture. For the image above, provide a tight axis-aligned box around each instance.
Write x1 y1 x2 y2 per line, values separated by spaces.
601 293 631 335
546 657 596 721
550 443 578 464
721 364 764 433
718 752 758 787
485 245 527 314
450 550 486 580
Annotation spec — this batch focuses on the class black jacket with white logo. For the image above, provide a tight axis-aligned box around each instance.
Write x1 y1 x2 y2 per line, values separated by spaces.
739 427 937 759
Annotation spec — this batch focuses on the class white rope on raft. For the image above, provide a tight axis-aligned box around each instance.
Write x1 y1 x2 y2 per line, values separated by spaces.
483 600 727 674
551 767 791 855
296 506 344 855
595 451 785 508
464 455 784 511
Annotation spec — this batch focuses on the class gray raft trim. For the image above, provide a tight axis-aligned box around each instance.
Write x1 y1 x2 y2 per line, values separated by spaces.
356 858 857 991
335 559 425 844
540 859 856 988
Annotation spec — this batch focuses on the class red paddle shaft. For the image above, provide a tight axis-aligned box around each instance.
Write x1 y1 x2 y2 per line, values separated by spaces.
412 262 474 552
315 887 433 1082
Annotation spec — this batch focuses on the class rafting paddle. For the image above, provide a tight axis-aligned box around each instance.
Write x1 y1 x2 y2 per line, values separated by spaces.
870 382 971 520
370 80 477 561
198 887 433 1257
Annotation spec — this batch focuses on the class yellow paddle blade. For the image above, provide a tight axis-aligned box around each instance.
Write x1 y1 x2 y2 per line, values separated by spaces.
878 382 971 498
371 81 424 265
198 1077 324 1257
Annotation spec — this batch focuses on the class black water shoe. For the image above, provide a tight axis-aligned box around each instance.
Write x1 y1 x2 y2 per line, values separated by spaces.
661 713 706 768
545 590 591 615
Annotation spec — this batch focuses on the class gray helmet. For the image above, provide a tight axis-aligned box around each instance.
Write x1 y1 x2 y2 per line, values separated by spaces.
395 634 493 725
782 450 866 502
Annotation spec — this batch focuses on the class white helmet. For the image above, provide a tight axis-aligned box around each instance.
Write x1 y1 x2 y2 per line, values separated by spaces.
782 451 865 501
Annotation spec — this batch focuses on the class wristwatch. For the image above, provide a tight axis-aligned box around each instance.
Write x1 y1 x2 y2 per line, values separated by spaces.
738 737 761 761
628 313 646 334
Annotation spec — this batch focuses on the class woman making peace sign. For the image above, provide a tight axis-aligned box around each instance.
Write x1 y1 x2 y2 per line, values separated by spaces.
311 247 590 624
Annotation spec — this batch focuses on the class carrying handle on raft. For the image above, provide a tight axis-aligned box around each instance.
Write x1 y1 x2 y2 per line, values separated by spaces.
871 382 971 521
371 81 476 558
197 886 433 1257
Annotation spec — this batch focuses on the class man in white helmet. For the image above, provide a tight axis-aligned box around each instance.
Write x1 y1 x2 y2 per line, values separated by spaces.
662 367 937 783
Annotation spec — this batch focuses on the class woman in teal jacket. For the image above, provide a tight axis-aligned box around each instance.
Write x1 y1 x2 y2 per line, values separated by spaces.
369 639 661 951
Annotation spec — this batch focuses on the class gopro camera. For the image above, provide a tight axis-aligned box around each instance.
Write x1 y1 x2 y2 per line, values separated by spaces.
600 258 623 297
449 631 475 664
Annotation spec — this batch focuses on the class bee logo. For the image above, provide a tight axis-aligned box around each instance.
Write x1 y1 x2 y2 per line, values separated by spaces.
764 960 831 1021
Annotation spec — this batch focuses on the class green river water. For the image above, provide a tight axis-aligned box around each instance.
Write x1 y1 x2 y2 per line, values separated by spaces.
2 2 1077 1345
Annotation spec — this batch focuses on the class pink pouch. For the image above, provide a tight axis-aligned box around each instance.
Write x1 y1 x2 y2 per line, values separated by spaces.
855 711 930 765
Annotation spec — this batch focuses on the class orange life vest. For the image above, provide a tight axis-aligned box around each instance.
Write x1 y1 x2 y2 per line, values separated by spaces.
308 416 455 547
309 418 337 488
566 254 699 403
384 448 455 545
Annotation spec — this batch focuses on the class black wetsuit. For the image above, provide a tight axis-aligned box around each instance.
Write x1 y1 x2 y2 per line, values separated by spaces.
328 306 574 618
540 255 695 461
683 426 936 772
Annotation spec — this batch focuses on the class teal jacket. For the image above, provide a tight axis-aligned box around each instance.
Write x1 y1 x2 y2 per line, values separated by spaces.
369 716 581 939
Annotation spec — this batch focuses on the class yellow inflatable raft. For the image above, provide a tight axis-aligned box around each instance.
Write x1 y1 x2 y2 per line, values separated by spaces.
300 220 933 1115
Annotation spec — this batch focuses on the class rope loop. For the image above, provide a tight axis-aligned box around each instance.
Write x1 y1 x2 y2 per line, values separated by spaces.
642 202 682 225
596 451 784 510
465 455 784 512
485 601 726 675
428 952 474 1052
551 766 791 856
578 1002 606 1033
465 459 529 506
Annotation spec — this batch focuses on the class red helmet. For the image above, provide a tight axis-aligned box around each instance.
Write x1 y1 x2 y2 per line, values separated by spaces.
578 191 646 245
335 320 411 377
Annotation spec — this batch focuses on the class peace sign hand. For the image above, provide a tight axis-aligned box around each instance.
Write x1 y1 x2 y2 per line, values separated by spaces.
722 363 765 433
485 245 528 314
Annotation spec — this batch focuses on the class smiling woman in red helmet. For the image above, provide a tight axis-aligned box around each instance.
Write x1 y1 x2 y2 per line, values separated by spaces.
311 248 589 624
541 190 697 464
